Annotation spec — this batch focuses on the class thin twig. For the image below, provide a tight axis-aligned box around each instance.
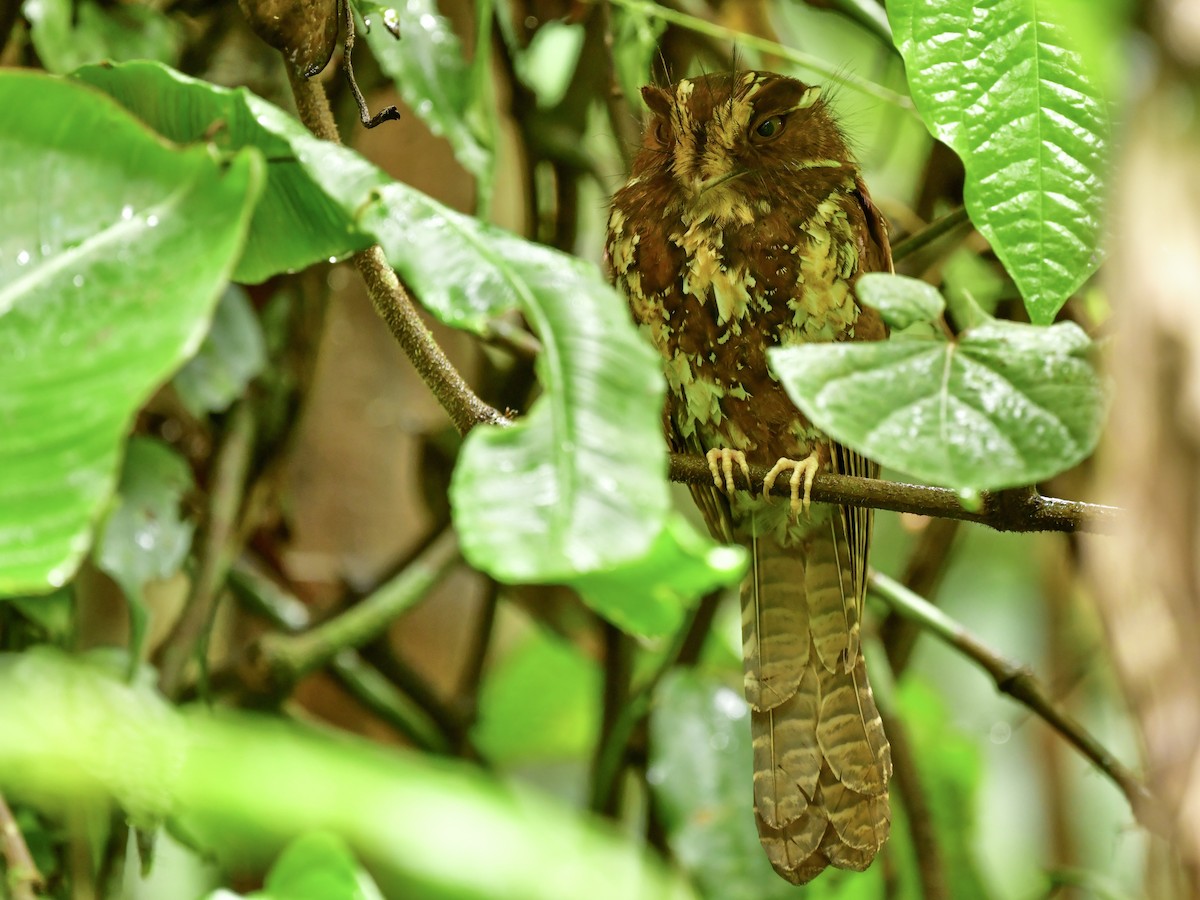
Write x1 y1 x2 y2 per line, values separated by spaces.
891 206 972 263
341 0 401 128
329 651 451 753
157 401 256 699
229 559 464 754
0 792 42 900
868 570 1165 835
606 0 914 110
670 453 1119 534
456 578 501 732
881 517 962 675
588 594 720 813
283 64 507 436
590 622 635 816
251 528 461 691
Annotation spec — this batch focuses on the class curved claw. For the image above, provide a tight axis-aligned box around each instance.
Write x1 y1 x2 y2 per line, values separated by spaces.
762 452 821 518
706 448 751 497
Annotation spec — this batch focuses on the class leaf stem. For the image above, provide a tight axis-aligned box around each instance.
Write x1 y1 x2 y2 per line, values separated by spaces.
603 0 914 109
868 570 1165 834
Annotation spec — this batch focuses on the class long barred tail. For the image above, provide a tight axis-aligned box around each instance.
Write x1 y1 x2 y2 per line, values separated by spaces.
742 518 892 884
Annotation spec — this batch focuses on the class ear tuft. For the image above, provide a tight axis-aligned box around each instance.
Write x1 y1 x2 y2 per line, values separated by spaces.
641 85 673 119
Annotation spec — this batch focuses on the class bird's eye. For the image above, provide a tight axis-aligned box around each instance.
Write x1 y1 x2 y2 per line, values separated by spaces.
653 118 672 144
754 116 784 139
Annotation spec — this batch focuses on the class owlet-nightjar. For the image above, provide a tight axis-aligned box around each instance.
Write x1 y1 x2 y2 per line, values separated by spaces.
606 71 893 884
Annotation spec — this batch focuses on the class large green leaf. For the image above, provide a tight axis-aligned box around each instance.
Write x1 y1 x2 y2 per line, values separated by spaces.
769 312 1106 492
362 184 744 636
353 0 493 189
0 71 261 596
73 60 390 284
0 649 697 900
889 0 1108 323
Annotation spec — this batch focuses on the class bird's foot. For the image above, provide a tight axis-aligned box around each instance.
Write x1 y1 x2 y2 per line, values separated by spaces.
706 448 751 497
762 452 821 519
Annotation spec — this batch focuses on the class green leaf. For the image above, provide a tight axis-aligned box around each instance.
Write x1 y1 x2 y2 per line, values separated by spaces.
856 273 945 330
571 517 745 636
72 60 390 284
362 183 744 636
611 6 666 110
942 247 1010 322
473 628 600 764
649 670 880 899
514 21 586 109
353 0 493 188
2 588 75 645
888 0 1109 323
0 71 262 596
174 285 267 415
254 832 384 900
769 319 1106 491
94 437 194 664
0 649 698 900
23 0 182 74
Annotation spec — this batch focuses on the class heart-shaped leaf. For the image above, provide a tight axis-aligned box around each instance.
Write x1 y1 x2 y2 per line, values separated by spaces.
889 0 1109 323
769 319 1106 491
253 832 384 900
0 71 261 595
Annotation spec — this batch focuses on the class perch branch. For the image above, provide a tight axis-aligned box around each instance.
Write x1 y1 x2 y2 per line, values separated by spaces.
284 51 1116 537
284 64 507 435
669 453 1118 534
868 570 1164 834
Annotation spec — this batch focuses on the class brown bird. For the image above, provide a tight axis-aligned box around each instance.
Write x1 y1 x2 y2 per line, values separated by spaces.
606 71 893 884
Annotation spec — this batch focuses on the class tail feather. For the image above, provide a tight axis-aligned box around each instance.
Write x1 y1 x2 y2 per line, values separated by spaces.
742 515 891 885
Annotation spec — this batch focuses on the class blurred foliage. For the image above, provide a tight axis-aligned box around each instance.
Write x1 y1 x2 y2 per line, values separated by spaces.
0 0 1168 898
